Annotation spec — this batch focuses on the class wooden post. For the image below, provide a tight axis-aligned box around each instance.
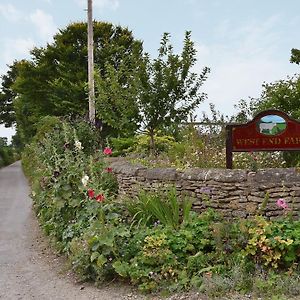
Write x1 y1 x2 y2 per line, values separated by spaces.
87 0 95 124
226 125 233 169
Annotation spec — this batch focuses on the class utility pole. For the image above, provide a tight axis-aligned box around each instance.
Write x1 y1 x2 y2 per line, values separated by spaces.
87 0 95 124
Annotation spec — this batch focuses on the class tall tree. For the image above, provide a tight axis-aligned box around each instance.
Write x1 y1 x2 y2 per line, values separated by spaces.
95 43 142 137
0 21 142 142
0 61 20 127
138 32 210 153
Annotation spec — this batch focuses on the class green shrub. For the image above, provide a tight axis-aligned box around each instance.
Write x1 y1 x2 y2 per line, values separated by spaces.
243 217 300 269
0 147 14 166
133 134 176 155
0 138 16 168
110 137 137 156
22 119 118 249
124 125 287 170
126 189 192 229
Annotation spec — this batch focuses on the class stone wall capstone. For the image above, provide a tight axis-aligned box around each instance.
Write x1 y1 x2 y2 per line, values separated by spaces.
110 159 300 219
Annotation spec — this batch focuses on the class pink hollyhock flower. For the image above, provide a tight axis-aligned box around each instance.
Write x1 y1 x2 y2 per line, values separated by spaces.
106 167 113 173
96 194 105 202
87 188 95 199
276 198 288 209
103 147 112 155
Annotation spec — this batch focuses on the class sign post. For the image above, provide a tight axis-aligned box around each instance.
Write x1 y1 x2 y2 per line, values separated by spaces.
226 110 300 169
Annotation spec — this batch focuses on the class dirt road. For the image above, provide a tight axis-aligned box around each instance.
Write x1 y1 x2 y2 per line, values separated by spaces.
0 162 145 300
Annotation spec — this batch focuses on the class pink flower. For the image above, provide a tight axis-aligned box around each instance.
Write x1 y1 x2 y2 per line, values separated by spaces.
96 194 105 202
103 147 112 155
87 188 95 199
106 167 113 173
276 198 288 209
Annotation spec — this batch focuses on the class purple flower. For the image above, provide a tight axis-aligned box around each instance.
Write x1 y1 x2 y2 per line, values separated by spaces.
276 198 288 209
200 187 212 194
153 220 160 227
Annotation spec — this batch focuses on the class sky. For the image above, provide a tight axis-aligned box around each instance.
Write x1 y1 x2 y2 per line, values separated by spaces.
0 0 300 141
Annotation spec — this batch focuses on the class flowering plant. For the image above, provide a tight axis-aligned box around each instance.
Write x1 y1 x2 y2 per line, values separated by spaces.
276 198 288 209
96 194 105 202
87 188 95 199
81 174 89 187
103 147 113 155
243 216 298 269
74 140 83 150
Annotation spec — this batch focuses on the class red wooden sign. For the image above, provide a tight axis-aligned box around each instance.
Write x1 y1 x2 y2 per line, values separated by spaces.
226 110 300 168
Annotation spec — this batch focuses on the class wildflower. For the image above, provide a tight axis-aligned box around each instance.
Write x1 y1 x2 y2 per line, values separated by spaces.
95 193 105 202
87 188 95 199
74 140 83 150
103 147 112 155
63 143 70 149
153 220 160 227
200 187 211 194
251 153 257 161
105 167 113 173
53 170 60 178
81 175 89 187
276 198 288 209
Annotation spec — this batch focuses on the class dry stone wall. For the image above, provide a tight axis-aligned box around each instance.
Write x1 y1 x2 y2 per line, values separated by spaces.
110 160 300 219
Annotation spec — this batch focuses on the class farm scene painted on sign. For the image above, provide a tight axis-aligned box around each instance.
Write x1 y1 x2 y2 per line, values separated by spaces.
257 115 287 135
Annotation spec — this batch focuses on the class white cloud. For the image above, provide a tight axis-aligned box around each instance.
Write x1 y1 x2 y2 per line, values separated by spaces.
75 0 119 11
0 4 23 22
29 9 57 42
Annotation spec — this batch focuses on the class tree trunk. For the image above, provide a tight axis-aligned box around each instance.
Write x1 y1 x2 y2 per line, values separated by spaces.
149 129 156 156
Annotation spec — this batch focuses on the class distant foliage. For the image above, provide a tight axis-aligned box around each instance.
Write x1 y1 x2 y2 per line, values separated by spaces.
290 48 300 65
0 137 17 167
